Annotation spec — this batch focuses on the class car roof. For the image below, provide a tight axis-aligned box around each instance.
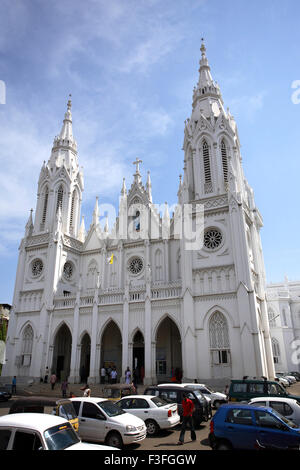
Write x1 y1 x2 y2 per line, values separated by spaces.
218 403 273 412
70 397 107 403
118 395 156 400
10 396 72 407
250 397 298 404
230 379 273 383
0 413 68 431
148 385 196 391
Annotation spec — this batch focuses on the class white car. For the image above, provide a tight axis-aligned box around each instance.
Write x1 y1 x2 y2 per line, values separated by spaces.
275 376 289 387
180 383 228 409
71 397 146 448
249 397 300 426
115 395 180 436
0 413 116 450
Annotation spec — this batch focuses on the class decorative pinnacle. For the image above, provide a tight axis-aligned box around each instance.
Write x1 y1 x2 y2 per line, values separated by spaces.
133 157 142 175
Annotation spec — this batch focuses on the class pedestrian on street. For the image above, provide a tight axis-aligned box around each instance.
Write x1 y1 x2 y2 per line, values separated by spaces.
12 376 17 395
100 365 106 384
110 367 117 384
80 384 91 397
61 380 68 398
177 393 196 445
125 367 131 384
50 372 57 390
44 367 49 384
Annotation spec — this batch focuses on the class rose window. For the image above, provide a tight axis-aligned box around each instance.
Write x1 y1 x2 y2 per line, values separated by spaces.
204 229 223 250
31 259 43 277
128 257 143 275
63 261 74 280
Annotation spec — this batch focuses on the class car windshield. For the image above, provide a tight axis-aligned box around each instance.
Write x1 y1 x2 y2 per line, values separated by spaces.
192 390 205 403
44 423 80 450
151 397 168 407
98 400 125 417
59 403 77 420
271 409 299 429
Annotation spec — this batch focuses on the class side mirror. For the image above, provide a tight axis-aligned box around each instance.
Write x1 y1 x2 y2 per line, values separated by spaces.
96 413 106 420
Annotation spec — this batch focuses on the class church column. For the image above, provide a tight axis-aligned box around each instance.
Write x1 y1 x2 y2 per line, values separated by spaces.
144 240 153 384
121 275 129 382
88 284 100 384
69 278 81 383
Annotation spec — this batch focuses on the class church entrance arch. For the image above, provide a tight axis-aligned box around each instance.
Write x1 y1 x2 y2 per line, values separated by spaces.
100 321 122 381
155 316 182 382
52 323 72 381
132 330 144 384
79 333 91 383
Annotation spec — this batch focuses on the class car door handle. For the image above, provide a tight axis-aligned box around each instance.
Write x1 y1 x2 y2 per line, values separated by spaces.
81 419 86 422
144 411 148 413
227 426 234 430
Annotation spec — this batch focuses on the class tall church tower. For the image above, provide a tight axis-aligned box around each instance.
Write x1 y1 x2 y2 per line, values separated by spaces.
2 98 84 380
178 41 275 381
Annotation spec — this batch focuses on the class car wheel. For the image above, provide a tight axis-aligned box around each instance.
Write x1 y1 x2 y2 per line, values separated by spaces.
216 441 232 450
105 431 123 449
146 419 159 436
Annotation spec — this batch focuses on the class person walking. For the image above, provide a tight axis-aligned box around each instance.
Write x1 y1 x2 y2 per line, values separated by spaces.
110 367 117 384
61 379 68 398
81 384 91 397
100 365 106 384
50 372 57 390
125 367 131 384
177 393 196 445
12 376 17 395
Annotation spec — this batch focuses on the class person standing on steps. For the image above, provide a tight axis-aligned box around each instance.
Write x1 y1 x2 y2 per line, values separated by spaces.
177 393 196 445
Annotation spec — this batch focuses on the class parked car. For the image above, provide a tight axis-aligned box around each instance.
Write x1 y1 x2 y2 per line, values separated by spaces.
0 413 117 450
9 397 79 432
144 385 210 426
275 376 289 388
115 395 180 436
228 379 300 403
102 384 136 401
209 403 300 450
276 373 296 385
289 372 300 381
249 397 300 426
157 383 213 407
0 389 11 402
70 397 146 448
180 383 227 409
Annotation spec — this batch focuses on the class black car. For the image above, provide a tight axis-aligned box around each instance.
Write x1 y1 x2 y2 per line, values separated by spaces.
0 388 12 402
144 385 211 427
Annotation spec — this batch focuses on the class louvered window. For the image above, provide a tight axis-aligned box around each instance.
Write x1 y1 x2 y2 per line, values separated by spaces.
56 185 64 212
40 187 48 230
69 190 76 231
203 140 212 193
221 139 228 183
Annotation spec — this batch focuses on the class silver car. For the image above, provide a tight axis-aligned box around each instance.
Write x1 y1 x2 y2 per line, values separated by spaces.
249 397 300 426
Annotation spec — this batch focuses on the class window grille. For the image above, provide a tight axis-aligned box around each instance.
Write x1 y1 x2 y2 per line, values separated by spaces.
209 311 230 351
56 185 64 212
221 139 228 183
69 190 76 231
271 338 280 363
42 188 48 225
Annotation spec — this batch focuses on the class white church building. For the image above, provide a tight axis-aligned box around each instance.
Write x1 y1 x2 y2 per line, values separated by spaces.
2 43 277 386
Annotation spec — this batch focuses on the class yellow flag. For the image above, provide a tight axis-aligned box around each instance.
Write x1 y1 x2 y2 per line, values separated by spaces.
107 254 114 265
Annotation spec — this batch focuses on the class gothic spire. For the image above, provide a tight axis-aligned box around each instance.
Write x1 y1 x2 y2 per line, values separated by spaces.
52 95 77 152
146 171 152 202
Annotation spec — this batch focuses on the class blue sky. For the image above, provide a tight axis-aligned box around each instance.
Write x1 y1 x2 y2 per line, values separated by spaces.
0 0 300 303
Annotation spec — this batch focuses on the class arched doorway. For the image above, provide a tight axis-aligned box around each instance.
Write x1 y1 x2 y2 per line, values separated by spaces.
80 333 91 383
156 316 182 382
101 321 122 381
52 323 72 381
132 330 144 384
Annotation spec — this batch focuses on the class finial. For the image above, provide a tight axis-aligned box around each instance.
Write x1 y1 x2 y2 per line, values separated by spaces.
67 94 72 110
133 157 142 175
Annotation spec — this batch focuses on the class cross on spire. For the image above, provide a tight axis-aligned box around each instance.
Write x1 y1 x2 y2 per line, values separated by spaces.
133 157 142 175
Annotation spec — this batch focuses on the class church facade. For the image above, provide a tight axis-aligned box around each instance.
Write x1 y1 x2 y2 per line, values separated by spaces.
1 43 276 386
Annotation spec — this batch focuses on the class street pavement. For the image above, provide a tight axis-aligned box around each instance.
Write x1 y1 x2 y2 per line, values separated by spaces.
1 381 300 451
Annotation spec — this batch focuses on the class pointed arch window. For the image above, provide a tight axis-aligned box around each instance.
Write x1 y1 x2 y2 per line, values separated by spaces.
209 312 230 364
21 324 34 366
202 140 212 193
268 309 276 328
56 185 64 213
221 139 228 184
271 338 280 364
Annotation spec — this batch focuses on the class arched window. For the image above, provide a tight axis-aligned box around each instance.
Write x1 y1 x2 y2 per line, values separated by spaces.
110 256 117 288
155 249 163 282
221 139 228 183
282 309 287 327
271 338 280 364
21 324 34 366
202 140 212 193
56 184 64 213
209 312 230 364
41 186 48 228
